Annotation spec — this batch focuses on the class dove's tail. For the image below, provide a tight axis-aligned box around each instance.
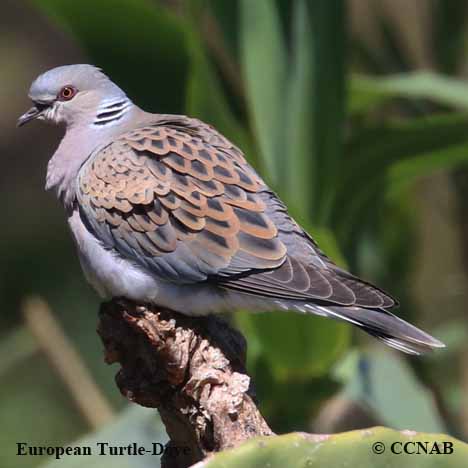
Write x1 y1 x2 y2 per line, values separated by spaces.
296 303 445 355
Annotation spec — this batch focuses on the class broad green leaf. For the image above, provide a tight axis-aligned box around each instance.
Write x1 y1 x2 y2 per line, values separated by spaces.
206 0 240 58
303 0 346 224
200 429 468 468
334 114 468 239
237 312 349 380
430 321 468 355
240 0 346 223
388 141 468 197
33 0 190 113
346 114 468 180
240 0 287 184
350 72 468 114
336 350 446 433
284 0 315 215
40 406 167 468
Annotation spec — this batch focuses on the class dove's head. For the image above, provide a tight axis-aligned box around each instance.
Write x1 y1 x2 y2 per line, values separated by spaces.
18 64 132 128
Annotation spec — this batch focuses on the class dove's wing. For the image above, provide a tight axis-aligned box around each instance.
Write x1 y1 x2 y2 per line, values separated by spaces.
77 117 395 308
77 118 287 283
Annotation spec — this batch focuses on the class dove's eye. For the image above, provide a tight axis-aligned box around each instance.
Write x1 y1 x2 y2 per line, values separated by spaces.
58 86 77 101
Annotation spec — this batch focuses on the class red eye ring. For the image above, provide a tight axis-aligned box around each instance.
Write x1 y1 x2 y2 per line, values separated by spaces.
58 85 77 101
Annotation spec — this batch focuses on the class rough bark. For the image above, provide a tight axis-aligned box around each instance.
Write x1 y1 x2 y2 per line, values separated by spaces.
97 299 274 468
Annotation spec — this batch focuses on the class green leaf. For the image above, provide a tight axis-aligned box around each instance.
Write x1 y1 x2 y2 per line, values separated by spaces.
336 350 447 433
334 114 468 239
388 141 468 197
240 0 346 224
346 113 468 176
240 0 287 184
238 312 349 381
303 0 346 224
40 406 167 468
283 0 315 215
33 0 190 113
350 72 468 114
200 429 468 468
206 0 240 59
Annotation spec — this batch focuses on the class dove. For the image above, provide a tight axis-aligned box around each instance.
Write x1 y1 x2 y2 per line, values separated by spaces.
18 64 444 355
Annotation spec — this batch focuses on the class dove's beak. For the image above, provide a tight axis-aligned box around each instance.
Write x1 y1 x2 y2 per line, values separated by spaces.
17 104 46 127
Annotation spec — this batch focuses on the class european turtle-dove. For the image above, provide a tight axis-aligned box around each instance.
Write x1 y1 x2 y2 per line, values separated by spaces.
18 65 444 354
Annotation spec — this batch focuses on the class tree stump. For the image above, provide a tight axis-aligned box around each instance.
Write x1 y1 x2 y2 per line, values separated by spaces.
97 299 273 468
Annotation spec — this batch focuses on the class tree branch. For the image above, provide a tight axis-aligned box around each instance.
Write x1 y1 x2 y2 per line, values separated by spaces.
97 299 273 468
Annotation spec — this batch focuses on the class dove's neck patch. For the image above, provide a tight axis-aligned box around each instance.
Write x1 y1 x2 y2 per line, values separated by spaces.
93 98 132 126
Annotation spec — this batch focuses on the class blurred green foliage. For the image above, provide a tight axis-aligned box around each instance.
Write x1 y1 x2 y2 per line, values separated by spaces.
335 350 446 433
2 0 468 466
41 406 166 468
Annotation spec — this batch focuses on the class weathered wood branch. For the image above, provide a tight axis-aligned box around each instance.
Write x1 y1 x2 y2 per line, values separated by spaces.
97 299 273 468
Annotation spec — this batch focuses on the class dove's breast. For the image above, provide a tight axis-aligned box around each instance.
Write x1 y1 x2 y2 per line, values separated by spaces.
68 209 161 302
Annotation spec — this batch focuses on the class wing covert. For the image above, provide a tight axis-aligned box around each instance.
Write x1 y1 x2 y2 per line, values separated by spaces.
77 120 287 283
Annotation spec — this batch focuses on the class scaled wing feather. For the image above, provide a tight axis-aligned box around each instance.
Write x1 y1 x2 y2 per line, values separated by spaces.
78 117 286 283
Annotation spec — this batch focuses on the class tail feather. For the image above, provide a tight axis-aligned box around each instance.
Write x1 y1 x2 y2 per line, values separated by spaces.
293 303 445 355
365 334 435 355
